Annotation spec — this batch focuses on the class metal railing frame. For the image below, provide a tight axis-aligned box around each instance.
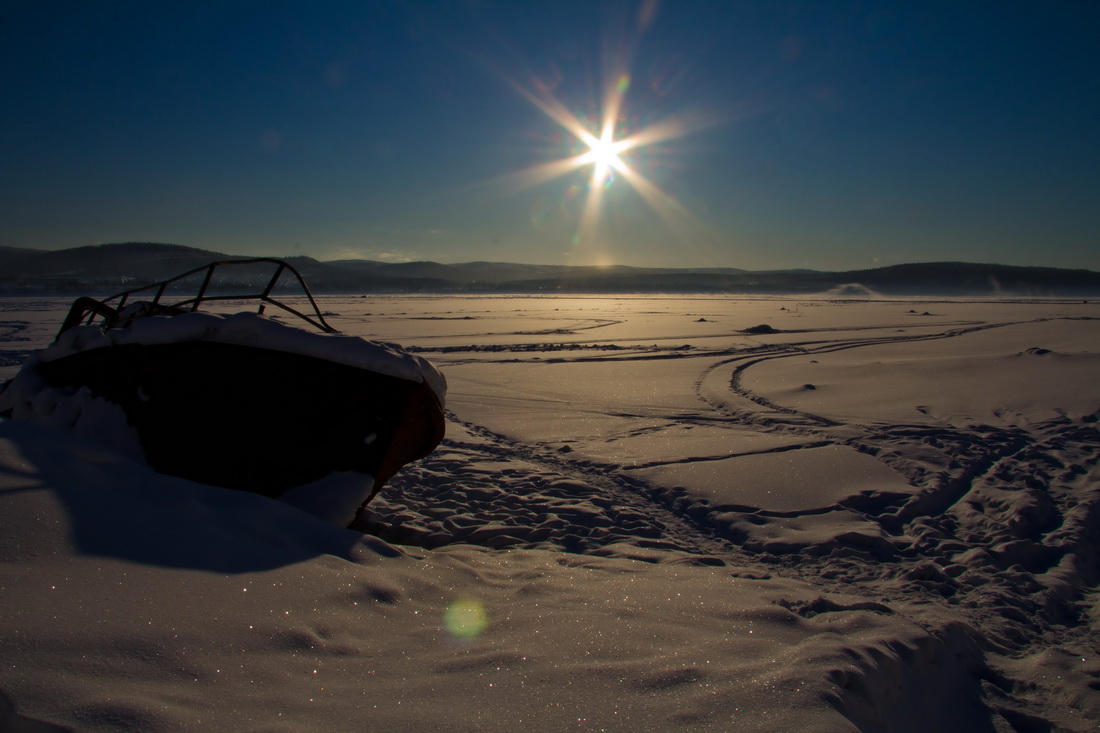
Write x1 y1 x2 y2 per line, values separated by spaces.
58 258 336 337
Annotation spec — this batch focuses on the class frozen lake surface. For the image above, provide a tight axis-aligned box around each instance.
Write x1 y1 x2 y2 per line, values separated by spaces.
1 294 1098 731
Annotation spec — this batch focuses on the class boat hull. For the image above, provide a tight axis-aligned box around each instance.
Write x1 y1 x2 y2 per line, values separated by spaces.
24 340 444 501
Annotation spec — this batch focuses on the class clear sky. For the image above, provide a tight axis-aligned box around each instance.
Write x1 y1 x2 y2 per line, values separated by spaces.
2 0 1098 271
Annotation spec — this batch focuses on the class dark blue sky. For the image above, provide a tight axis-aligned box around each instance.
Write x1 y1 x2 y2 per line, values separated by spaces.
2 1 1098 270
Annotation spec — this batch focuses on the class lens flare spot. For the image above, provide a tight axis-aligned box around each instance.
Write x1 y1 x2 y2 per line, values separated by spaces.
444 597 488 639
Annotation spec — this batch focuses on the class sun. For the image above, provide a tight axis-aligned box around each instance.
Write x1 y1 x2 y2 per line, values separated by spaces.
483 60 716 244
471 3 723 261
578 130 632 185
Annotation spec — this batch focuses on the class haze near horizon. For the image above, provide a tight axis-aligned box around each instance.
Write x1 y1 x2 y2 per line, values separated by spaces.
2 1 1098 271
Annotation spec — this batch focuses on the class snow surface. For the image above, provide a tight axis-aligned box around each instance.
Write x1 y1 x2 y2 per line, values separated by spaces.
2 295 1099 731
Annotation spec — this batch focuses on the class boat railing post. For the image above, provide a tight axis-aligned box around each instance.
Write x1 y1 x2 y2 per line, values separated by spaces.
260 262 286 301
193 264 216 311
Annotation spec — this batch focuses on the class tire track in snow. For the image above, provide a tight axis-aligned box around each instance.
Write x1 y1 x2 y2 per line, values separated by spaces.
685 317 1100 656
697 320 1031 431
355 412 749 565
367 314 1100 663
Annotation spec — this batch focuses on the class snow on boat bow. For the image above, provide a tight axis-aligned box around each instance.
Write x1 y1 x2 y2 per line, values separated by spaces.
0 259 446 525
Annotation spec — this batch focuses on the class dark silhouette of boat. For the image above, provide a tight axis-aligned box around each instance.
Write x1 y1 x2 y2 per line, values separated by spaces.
0 259 446 525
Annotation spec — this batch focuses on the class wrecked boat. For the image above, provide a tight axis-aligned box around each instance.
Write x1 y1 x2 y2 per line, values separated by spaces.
0 258 446 525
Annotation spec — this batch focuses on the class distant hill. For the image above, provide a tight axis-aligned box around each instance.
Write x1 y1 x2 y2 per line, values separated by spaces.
2 243 1099 297
4 242 236 281
0 245 43 269
831 262 1100 296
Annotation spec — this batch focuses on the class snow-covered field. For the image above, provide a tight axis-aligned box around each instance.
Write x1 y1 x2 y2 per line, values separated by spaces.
2 294 1098 731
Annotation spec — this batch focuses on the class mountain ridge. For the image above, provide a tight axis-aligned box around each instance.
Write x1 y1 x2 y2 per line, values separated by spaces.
2 243 1099 296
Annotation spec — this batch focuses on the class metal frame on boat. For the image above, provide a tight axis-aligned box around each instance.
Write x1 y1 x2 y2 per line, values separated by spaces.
57 258 337 337
0 259 446 525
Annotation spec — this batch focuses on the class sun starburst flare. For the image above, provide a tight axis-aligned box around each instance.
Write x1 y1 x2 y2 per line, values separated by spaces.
466 4 725 263
577 127 633 186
